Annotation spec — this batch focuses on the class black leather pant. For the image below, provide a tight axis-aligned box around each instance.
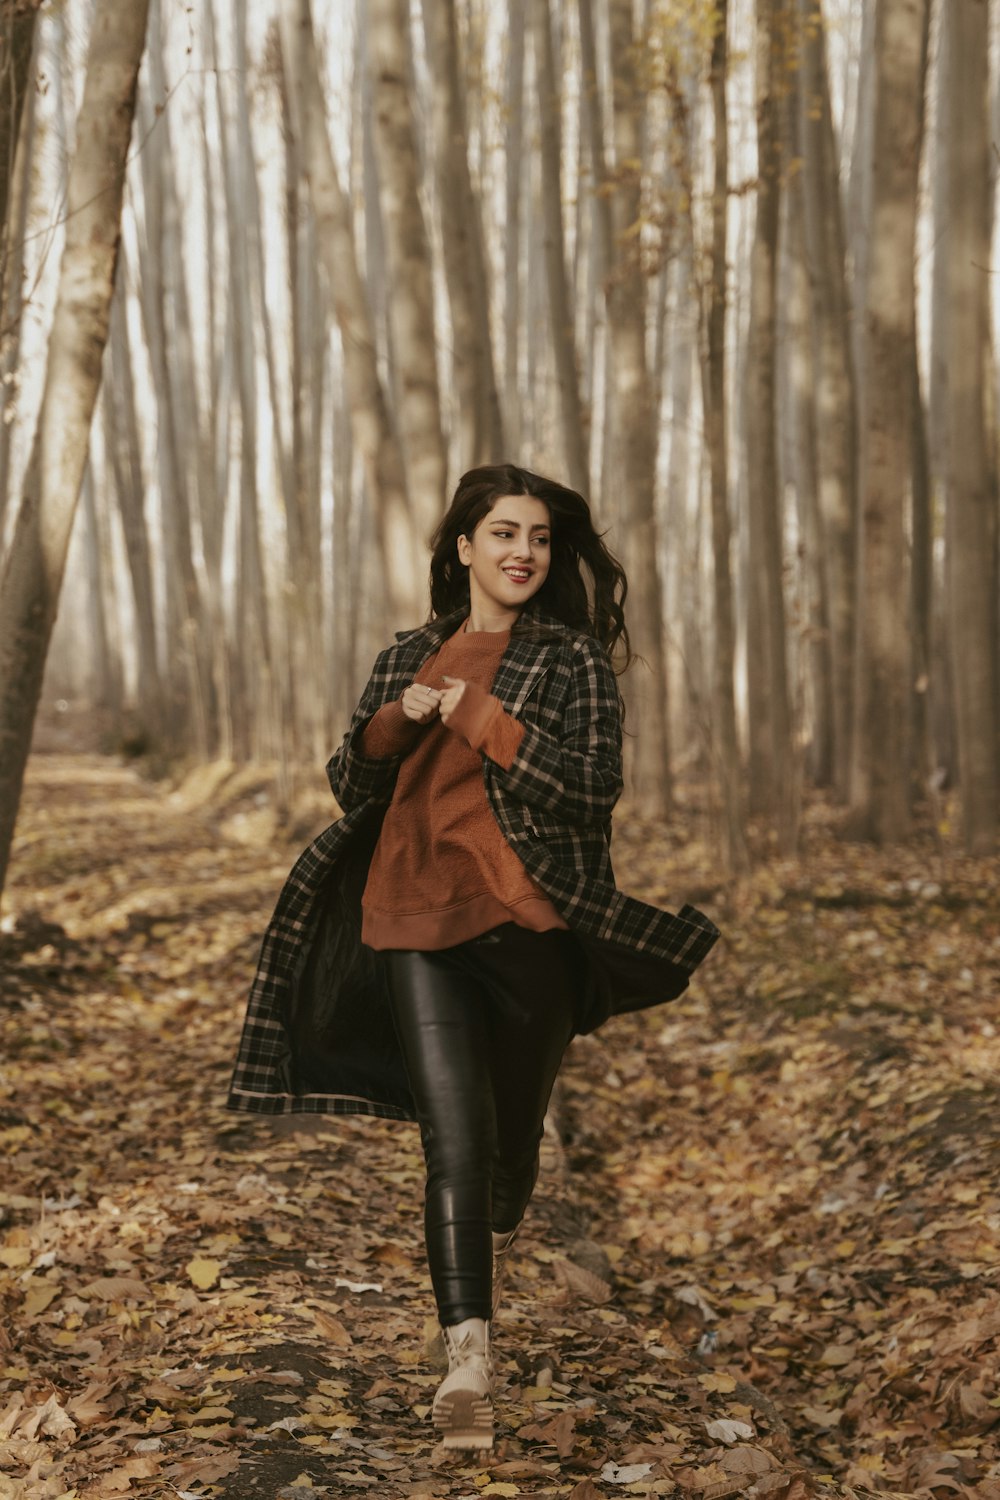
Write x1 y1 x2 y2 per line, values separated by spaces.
384 925 579 1326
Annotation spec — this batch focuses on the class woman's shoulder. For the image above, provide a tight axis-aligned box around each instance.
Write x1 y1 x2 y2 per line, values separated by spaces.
521 610 613 665
392 609 465 648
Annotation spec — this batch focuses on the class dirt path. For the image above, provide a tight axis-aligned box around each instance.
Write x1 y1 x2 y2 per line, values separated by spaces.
1 756 998 1500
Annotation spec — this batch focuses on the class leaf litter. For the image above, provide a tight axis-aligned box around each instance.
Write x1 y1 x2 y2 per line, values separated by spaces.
0 756 997 1498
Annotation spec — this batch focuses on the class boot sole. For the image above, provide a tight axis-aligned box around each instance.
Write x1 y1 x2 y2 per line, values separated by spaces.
433 1389 494 1450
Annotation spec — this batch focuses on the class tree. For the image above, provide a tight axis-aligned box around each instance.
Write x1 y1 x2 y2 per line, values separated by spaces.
368 0 448 537
421 0 504 470
797 0 858 797
700 0 748 870
606 0 671 814
849 0 929 843
280 0 423 622
0 0 41 310
940 0 998 853
530 0 589 498
745 0 797 850
0 0 151 902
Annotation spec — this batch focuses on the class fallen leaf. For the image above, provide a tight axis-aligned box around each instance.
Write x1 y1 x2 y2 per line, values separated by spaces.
313 1307 353 1346
185 1256 222 1289
705 1418 755 1444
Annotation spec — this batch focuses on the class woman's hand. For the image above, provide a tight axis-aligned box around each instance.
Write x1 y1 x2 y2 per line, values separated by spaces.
400 681 443 724
438 675 467 726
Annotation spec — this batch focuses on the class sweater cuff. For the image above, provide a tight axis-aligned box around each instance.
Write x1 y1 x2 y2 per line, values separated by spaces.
361 699 423 759
447 680 525 770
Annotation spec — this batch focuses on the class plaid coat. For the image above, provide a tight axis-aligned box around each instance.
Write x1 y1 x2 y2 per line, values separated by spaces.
227 606 720 1120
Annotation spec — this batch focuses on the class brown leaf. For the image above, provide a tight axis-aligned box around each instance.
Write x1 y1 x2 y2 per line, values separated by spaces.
18 1393 77 1441
567 1483 603 1500
163 1451 241 1482
79 1275 149 1301
518 1409 579 1458
66 1381 119 1426
551 1254 614 1305
313 1307 353 1346
719 1445 776 1476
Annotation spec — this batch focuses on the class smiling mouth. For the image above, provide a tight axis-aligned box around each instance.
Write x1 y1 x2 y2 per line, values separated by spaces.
502 568 532 582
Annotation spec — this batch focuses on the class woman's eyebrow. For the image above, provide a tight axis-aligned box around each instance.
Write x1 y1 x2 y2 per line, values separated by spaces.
489 518 550 530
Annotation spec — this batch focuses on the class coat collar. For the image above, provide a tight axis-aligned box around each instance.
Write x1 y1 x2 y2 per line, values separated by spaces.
392 603 571 715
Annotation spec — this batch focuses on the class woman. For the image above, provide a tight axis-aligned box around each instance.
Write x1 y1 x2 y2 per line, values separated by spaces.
228 464 719 1451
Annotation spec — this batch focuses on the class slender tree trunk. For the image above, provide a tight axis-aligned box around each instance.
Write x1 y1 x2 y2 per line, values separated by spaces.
0 0 150 902
797 0 857 798
0 0 41 300
530 0 590 498
137 7 210 756
279 43 327 765
105 273 163 741
607 0 669 813
281 0 422 622
503 0 526 454
81 459 122 722
940 0 998 852
0 38 36 539
577 0 613 498
909 332 933 796
369 0 448 535
421 0 504 469
850 0 929 842
700 0 747 869
197 2 235 762
785 163 834 791
746 0 797 849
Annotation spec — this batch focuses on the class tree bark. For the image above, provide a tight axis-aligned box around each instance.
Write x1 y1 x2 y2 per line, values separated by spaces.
420 0 504 469
849 0 929 843
607 0 670 813
281 0 423 622
797 0 858 798
0 0 150 902
940 0 998 852
105 269 163 742
369 0 448 536
745 0 797 849
503 0 526 454
0 33 36 538
530 0 590 498
700 0 747 870
137 0 211 756
0 0 41 306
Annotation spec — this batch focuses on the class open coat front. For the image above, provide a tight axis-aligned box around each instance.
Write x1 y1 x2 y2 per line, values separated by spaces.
226 608 721 1120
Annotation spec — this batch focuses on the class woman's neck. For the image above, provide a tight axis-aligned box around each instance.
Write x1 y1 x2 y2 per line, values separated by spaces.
465 604 518 633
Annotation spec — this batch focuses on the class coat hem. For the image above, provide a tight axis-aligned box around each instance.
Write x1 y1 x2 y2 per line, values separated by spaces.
226 1089 415 1122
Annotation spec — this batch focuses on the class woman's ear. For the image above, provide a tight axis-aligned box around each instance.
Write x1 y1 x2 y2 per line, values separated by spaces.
456 534 472 566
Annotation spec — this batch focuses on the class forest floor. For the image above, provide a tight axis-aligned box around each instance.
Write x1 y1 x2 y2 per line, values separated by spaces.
0 754 998 1500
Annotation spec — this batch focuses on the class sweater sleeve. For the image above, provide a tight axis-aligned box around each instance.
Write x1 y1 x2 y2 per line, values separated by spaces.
445 679 525 770
360 698 424 759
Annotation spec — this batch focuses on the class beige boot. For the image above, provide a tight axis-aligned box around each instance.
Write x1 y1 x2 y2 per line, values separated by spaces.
491 1227 520 1318
432 1317 493 1449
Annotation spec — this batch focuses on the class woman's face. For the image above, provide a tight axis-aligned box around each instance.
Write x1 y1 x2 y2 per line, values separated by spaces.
457 494 552 624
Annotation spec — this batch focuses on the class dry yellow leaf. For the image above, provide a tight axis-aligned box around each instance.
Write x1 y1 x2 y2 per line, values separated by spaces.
24 1283 60 1316
0 1247 32 1268
313 1307 353 1346
186 1256 222 1290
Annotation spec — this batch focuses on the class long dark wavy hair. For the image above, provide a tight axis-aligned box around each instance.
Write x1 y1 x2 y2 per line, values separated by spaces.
428 464 632 669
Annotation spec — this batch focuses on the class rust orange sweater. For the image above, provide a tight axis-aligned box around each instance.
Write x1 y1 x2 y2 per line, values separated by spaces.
359 622 567 950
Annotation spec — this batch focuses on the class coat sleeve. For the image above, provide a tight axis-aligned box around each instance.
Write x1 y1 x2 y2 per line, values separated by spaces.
326 647 411 812
487 636 624 827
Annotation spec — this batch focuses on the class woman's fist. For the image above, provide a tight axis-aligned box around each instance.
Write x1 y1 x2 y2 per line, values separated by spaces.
400 681 443 724
438 676 467 725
